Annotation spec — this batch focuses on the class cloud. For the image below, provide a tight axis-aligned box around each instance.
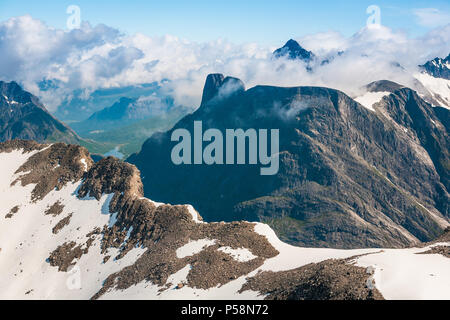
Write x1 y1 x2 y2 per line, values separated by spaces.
0 15 449 113
413 8 450 27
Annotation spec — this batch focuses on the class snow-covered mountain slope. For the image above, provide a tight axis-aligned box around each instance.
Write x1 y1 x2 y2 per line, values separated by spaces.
413 54 450 109
0 140 449 300
354 91 391 111
414 72 450 110
419 54 450 80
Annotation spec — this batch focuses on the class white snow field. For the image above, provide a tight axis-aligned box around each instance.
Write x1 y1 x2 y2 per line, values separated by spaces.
415 72 450 109
354 91 391 111
0 147 449 300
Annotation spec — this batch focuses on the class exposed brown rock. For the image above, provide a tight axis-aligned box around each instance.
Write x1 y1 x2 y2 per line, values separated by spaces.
90 203 278 299
239 257 384 300
48 236 95 272
52 213 73 234
45 201 64 217
417 245 450 258
5 205 19 219
185 245 265 290
0 139 46 153
78 156 143 200
11 142 93 201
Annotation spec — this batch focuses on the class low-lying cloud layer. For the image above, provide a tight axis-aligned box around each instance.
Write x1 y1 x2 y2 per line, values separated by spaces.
0 15 449 112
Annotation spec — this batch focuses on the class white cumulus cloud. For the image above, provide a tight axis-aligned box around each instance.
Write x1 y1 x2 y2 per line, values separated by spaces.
0 15 449 113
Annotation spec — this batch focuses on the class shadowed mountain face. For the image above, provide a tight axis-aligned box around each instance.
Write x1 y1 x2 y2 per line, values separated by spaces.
273 39 315 62
87 97 138 122
420 54 450 80
71 97 139 134
129 74 449 249
0 81 80 143
71 94 180 133
50 82 160 122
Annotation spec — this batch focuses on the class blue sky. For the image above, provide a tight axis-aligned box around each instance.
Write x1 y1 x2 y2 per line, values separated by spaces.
0 0 449 45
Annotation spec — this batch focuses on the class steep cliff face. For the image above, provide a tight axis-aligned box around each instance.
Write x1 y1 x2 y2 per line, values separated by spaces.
1 140 449 299
129 75 449 249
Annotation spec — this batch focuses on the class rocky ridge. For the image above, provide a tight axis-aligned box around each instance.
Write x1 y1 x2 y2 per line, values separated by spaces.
2 140 450 299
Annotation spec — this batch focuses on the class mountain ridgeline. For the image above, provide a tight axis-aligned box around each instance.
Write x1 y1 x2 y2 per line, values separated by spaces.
3 140 449 299
0 81 80 144
420 54 450 80
128 74 449 249
273 39 315 62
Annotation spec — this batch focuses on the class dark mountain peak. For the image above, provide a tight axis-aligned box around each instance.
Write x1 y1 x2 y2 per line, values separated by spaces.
201 73 225 106
0 80 21 90
365 80 405 93
419 53 450 80
285 39 301 48
0 81 80 144
273 39 315 62
200 73 245 106
0 80 34 105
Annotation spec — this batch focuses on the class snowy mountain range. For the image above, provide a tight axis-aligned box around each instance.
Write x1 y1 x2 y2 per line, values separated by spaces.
0 34 449 300
420 54 450 80
1 140 448 299
273 39 450 110
415 54 450 110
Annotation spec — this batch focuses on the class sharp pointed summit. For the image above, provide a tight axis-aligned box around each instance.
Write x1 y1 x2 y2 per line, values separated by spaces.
273 39 315 62
419 53 450 80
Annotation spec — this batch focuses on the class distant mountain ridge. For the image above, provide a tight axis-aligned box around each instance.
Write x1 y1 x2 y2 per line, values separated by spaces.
420 54 450 80
273 39 315 62
51 82 161 122
0 81 80 144
129 74 449 249
272 41 450 110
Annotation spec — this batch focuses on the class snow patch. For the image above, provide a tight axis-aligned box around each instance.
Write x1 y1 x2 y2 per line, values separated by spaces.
354 242 450 300
354 91 390 111
415 72 450 109
217 247 257 262
175 239 216 259
186 204 203 223
80 158 87 171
